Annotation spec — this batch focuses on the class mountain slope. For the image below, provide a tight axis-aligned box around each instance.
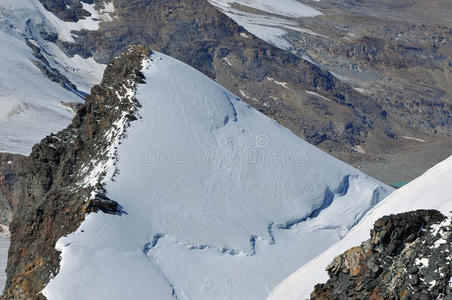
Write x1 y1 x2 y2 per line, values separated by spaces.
31 0 394 168
210 0 452 183
3 46 392 299
268 154 452 300
2 0 451 183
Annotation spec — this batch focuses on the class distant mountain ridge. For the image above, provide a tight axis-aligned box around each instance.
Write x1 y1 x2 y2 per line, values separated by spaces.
1 0 450 183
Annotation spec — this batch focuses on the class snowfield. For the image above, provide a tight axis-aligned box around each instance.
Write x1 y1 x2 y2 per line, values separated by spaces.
43 53 392 300
0 0 109 154
268 154 452 300
209 0 322 18
209 0 324 50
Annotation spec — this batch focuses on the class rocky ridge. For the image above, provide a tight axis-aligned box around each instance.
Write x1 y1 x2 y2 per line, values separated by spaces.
2 46 151 299
311 210 452 299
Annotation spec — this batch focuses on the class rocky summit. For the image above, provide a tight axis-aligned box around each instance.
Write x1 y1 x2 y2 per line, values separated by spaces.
2 46 151 299
311 210 452 300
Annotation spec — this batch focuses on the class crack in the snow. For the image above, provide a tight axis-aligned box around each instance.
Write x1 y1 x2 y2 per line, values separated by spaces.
267 223 276 245
143 234 178 299
250 235 258 256
223 91 239 123
143 234 258 257
143 175 377 262
278 175 351 230
143 233 166 255
185 242 250 256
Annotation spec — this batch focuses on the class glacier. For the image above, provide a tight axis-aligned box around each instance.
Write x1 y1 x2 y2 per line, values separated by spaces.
42 52 392 300
208 0 323 50
0 0 108 154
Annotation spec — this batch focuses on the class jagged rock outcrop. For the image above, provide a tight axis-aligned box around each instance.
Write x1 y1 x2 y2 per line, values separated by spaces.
2 46 151 299
311 210 452 299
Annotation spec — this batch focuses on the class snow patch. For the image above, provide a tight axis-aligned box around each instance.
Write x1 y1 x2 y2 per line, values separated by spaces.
209 0 322 50
306 90 331 102
402 136 426 143
415 257 429 268
353 145 366 154
240 32 249 38
222 57 232 66
34 0 115 43
267 77 292 90
209 0 322 18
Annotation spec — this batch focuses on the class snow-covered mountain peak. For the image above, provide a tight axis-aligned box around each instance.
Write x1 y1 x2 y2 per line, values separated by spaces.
37 49 392 300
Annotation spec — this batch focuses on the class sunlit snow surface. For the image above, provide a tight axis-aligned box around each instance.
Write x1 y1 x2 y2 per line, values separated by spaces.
268 155 452 300
0 0 109 154
43 53 391 300
209 0 323 49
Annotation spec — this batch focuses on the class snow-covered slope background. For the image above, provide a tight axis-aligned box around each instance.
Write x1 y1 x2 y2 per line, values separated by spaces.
208 0 323 50
268 154 452 300
0 0 108 154
42 52 392 300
